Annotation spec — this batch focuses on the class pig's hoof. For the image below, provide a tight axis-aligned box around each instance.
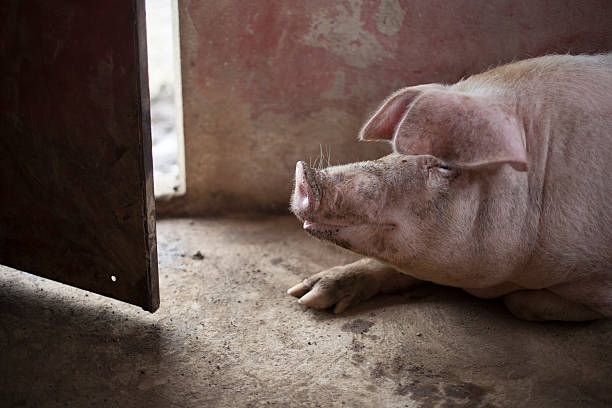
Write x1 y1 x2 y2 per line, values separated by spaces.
287 265 380 313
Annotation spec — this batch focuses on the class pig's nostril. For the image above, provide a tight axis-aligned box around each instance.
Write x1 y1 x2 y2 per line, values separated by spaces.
300 193 309 209
297 182 310 208
294 161 319 215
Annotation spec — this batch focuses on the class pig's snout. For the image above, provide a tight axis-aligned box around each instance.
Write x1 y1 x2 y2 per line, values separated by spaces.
293 161 320 219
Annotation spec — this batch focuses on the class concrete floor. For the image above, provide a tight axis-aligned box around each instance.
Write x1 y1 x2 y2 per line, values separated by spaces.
1 216 611 407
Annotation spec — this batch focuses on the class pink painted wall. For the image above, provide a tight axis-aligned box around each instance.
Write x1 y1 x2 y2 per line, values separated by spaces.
162 0 612 215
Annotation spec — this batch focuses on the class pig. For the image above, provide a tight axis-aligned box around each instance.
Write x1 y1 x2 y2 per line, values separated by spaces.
288 53 612 321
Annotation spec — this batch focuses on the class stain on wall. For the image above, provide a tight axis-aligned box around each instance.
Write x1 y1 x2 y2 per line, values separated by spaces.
160 0 612 215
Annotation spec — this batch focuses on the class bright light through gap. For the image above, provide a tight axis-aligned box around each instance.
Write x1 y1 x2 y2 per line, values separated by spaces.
146 0 185 197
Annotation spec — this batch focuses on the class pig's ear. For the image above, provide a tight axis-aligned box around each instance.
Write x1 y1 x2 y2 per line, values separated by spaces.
359 84 444 141
394 91 528 171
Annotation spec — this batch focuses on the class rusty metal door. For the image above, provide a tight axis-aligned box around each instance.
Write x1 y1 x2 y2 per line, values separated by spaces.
0 0 159 311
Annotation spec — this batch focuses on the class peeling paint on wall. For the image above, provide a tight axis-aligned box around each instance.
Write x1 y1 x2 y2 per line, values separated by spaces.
301 0 392 69
374 0 405 36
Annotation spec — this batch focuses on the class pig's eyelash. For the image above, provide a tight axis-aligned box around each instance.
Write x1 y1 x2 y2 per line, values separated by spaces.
427 161 456 176
431 163 461 178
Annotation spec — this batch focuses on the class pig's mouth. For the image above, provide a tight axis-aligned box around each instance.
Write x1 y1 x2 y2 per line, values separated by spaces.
302 220 395 233
301 219 395 251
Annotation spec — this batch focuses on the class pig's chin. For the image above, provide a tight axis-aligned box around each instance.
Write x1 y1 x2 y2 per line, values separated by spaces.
302 220 395 251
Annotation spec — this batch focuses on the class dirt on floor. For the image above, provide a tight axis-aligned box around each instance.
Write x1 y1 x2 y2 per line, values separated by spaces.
1 216 611 407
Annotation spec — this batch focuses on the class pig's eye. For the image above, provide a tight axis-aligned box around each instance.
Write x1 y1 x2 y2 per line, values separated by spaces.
432 163 459 178
426 161 458 185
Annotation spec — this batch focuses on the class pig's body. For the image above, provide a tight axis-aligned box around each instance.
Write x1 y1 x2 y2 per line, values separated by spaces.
289 54 612 321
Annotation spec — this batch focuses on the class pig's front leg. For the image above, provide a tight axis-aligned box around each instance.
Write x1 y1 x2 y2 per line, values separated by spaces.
502 290 604 321
287 258 421 313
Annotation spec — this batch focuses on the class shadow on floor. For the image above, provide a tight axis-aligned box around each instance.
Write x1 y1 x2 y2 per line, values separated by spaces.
1 216 612 407
0 270 224 408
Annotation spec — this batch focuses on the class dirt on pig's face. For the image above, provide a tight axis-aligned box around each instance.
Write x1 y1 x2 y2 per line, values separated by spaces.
291 152 464 269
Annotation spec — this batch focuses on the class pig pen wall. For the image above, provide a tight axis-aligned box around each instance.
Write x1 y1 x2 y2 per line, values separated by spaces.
157 0 612 216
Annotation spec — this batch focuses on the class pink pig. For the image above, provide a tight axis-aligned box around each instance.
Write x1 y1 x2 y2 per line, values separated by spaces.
289 54 612 321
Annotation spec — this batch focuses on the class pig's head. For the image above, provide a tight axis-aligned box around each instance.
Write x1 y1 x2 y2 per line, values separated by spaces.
291 84 528 282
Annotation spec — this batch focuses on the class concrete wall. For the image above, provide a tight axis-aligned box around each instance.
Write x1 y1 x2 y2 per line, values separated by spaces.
160 0 612 215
